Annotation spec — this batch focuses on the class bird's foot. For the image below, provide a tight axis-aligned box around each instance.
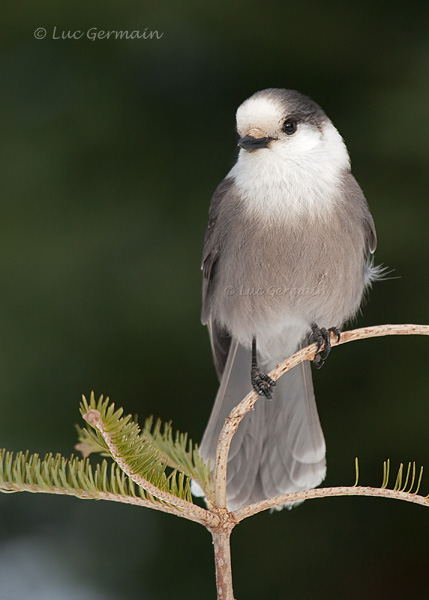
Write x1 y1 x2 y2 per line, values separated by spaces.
251 368 276 400
310 324 341 369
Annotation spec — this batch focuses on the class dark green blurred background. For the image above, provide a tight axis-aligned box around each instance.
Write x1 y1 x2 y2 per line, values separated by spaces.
1 2 428 598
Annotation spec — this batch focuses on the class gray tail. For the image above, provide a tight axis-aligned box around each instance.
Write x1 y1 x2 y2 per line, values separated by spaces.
199 341 326 511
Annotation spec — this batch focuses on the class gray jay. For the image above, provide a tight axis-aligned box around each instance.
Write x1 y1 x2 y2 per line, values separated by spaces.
199 88 378 511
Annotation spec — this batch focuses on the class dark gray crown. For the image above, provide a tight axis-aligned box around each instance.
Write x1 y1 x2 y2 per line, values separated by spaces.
251 88 328 127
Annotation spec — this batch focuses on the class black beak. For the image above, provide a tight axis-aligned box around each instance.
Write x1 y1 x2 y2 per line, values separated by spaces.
237 135 274 151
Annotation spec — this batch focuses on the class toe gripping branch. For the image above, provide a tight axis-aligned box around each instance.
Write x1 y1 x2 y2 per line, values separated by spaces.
310 324 341 369
251 337 276 399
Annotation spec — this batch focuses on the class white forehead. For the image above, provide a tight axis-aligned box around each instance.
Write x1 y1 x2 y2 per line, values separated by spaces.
236 96 284 136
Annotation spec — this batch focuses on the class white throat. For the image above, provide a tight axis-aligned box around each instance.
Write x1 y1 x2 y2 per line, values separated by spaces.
230 121 350 223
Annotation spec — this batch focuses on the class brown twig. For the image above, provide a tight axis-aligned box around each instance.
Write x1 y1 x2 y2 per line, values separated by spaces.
232 485 429 521
213 324 429 509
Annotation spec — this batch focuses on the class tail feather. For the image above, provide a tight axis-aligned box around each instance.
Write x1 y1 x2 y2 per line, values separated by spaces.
199 342 326 511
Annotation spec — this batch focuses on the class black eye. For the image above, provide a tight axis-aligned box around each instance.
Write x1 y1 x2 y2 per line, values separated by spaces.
282 118 297 135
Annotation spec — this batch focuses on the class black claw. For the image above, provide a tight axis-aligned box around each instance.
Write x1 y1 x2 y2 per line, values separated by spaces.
329 327 341 343
251 371 276 399
251 336 276 400
311 324 329 351
310 324 341 368
312 352 325 370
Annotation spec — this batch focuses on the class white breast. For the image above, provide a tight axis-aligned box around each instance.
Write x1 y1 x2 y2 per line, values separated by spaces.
230 121 350 224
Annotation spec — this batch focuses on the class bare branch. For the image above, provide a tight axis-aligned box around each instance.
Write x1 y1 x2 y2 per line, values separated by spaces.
213 324 429 509
83 409 220 528
232 485 429 521
211 527 236 600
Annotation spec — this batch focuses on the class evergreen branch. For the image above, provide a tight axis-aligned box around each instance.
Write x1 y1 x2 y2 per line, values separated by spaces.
79 393 214 514
0 450 190 519
0 394 218 527
213 324 429 509
82 405 218 527
233 486 429 521
79 393 193 502
233 460 429 520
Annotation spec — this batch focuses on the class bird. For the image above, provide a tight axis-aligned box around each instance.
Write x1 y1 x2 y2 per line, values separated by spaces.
198 88 378 511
